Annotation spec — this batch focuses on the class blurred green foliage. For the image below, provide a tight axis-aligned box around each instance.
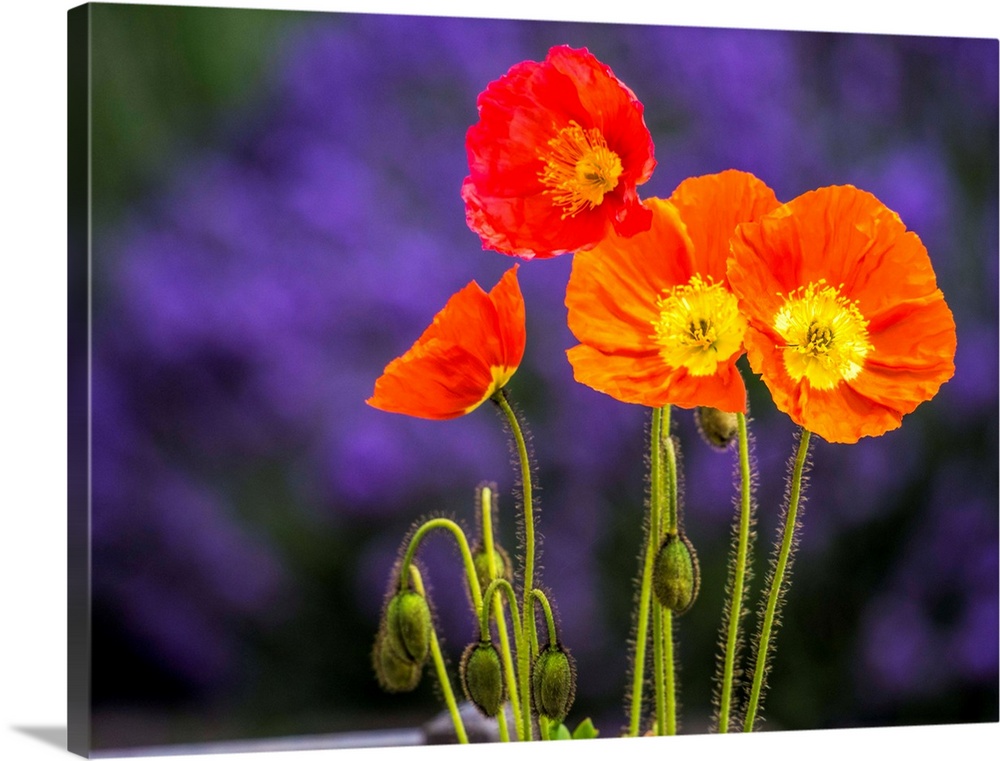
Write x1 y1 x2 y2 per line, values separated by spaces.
90 3 307 228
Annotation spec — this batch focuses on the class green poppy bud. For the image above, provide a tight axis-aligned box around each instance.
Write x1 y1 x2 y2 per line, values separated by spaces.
653 532 700 614
695 406 739 450
472 543 512 592
385 589 432 664
531 644 576 723
373 634 421 693
460 640 505 717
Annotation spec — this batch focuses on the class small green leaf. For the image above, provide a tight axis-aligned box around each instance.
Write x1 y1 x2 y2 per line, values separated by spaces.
571 718 599 740
552 722 572 741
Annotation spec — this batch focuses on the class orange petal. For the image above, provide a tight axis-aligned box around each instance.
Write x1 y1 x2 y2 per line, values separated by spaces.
368 341 495 420
368 268 525 420
849 295 957 413
669 170 780 281
565 198 694 354
488 266 527 371
744 326 900 443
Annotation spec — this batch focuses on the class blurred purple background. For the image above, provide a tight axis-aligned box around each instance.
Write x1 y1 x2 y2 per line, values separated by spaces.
86 7 998 749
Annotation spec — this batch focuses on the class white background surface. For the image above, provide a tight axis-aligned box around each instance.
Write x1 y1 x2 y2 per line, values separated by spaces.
1 1 996 759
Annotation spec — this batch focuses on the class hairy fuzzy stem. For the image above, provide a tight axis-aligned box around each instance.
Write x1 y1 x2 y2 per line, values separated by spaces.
627 406 666 736
480 486 521 740
743 428 812 731
410 566 468 743
718 412 754 732
662 608 676 735
659 414 678 735
531 589 559 645
493 389 537 742
398 518 482 605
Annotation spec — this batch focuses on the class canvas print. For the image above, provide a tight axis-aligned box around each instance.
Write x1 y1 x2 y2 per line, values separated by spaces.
68 3 999 757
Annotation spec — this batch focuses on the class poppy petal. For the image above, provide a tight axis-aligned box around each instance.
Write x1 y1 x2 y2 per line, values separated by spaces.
368 267 526 420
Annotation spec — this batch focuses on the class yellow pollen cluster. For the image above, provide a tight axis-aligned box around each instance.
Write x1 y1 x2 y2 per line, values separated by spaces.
538 121 623 218
772 280 873 389
651 274 747 376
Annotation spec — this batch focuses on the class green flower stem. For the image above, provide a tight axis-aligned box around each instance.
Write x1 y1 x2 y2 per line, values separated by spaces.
409 566 468 744
492 389 537 743
742 428 812 732
531 589 558 645
662 608 676 736
658 414 678 736
539 715 551 741
662 413 678 533
652 594 665 734
479 486 522 741
481 580 526 745
627 406 664 737
480 579 523 642
481 577 525 745
398 518 482 606
718 412 753 733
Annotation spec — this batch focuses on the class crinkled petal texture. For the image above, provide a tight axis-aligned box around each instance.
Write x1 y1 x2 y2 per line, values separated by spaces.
669 169 781 266
566 174 777 413
368 266 526 420
463 45 656 259
728 185 957 444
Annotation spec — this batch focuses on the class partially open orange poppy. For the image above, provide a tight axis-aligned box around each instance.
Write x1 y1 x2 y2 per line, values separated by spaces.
462 45 656 260
728 185 957 443
368 266 526 420
565 171 779 413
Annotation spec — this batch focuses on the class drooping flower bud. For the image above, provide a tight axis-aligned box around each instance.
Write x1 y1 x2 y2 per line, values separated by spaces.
472 542 512 593
531 643 576 722
385 589 432 664
373 634 422 693
652 532 700 614
695 406 739 450
460 640 505 717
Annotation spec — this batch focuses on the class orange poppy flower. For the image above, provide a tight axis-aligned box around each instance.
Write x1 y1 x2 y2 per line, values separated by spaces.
462 45 657 260
727 185 957 444
565 171 780 413
367 266 525 420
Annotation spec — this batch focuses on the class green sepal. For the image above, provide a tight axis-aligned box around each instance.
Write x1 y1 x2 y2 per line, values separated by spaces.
652 532 700 614
531 643 576 723
695 406 739 450
385 589 432 664
372 634 421 693
460 640 505 717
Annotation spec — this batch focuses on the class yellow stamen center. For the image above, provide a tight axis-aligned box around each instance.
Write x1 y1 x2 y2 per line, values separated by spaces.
651 275 747 376
538 121 623 219
773 280 873 390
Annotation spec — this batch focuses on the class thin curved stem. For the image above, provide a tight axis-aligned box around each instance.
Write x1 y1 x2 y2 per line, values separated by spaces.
493 389 537 742
718 412 753 733
531 589 558 645
409 566 468 744
743 428 812 732
479 486 522 740
627 406 664 737
398 518 482 607
480 579 523 644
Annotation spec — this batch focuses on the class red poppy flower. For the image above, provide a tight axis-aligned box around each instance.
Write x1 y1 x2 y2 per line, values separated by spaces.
727 185 957 444
462 45 657 260
367 266 526 420
565 171 780 413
